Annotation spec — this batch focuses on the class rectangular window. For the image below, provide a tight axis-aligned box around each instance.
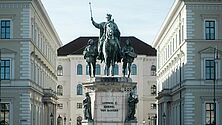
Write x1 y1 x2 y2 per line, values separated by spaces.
205 20 215 40
77 103 82 109
1 20 10 39
0 103 10 125
58 103 63 109
205 60 214 80
151 103 157 109
205 103 215 125
0 60 10 80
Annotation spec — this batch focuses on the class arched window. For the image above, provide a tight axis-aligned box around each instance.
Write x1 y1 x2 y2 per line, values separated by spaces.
57 85 63 96
151 65 156 76
77 84 83 95
77 64 82 75
86 65 89 75
151 85 157 96
57 65 63 76
57 115 63 125
96 64 101 75
131 64 137 75
114 64 119 75
77 116 82 125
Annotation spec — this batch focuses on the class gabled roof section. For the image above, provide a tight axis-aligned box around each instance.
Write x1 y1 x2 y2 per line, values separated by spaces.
199 46 222 54
57 36 156 56
0 48 17 54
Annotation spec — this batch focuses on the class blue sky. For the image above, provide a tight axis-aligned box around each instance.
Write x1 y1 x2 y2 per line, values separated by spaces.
41 0 174 45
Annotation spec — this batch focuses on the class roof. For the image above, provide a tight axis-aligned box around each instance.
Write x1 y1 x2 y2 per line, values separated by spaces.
57 36 156 56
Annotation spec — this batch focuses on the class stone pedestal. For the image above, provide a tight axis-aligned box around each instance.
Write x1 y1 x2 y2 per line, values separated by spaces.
82 77 138 125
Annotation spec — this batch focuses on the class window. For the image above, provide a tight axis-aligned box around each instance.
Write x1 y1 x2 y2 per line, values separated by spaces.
179 29 181 45
77 116 82 125
124 87 132 92
96 64 101 75
0 20 10 39
57 115 63 125
151 103 156 109
0 103 10 125
77 103 82 109
57 65 63 76
151 85 157 96
151 65 156 76
77 64 82 75
205 60 215 80
113 64 119 75
205 103 215 125
57 85 63 96
205 20 215 40
58 103 63 109
0 60 10 80
131 64 137 75
77 84 83 95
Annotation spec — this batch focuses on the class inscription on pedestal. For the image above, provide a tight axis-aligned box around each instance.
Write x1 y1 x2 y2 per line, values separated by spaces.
96 92 124 121
101 101 118 112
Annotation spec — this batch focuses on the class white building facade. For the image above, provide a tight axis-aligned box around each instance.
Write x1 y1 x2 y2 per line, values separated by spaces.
153 0 222 125
56 36 157 125
0 0 62 125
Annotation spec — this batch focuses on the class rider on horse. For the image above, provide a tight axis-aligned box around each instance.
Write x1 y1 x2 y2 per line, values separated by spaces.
91 14 121 62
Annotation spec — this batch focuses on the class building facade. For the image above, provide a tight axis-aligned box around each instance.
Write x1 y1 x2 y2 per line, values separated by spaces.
153 0 222 125
0 0 62 125
56 36 157 125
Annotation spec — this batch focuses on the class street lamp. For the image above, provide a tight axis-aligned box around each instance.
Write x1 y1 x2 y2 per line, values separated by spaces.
64 117 66 125
50 113 53 125
0 49 2 109
148 116 151 125
69 118 72 125
153 114 157 125
213 48 219 125
143 119 146 125
163 113 166 125
0 49 2 125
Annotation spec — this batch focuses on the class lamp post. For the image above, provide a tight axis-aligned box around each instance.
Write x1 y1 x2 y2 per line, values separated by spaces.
154 114 157 125
50 113 53 125
64 117 66 125
163 113 166 125
143 119 146 125
148 116 151 125
0 48 1 94
0 49 5 125
0 49 1 106
69 118 72 125
213 48 218 125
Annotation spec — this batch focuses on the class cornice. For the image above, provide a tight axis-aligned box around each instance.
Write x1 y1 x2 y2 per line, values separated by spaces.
30 0 62 47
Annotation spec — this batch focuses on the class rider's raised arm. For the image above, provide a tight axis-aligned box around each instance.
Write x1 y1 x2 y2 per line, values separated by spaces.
91 18 104 29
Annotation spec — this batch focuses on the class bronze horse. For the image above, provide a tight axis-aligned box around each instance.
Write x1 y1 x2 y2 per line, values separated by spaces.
102 22 119 76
